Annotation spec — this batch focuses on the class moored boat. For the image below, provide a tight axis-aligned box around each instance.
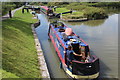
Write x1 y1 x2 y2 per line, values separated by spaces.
40 6 55 18
48 21 100 79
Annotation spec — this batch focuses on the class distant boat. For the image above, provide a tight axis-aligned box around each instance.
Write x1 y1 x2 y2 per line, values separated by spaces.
40 6 55 18
48 21 100 79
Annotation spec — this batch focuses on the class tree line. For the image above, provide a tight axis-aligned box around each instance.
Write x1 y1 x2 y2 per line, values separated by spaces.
29 2 120 8
2 2 25 16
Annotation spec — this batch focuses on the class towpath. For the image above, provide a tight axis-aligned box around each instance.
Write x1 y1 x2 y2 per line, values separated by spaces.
1 6 23 20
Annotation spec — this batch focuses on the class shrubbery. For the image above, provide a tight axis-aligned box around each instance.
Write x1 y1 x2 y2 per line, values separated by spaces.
2 3 15 15
66 5 87 11
90 2 120 8
47 2 69 8
83 7 108 20
66 4 108 20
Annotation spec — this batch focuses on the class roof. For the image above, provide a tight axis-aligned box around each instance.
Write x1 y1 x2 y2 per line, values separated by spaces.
40 6 49 10
52 25 87 48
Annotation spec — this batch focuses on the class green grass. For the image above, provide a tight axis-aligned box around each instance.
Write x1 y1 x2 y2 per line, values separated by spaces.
55 8 70 13
2 9 41 78
1 69 19 78
55 8 84 19
72 11 83 15
55 7 83 15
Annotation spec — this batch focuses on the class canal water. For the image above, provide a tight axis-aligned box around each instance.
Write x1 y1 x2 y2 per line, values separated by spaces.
35 14 118 79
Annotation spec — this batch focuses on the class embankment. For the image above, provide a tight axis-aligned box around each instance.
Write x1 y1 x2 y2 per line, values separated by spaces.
2 9 41 78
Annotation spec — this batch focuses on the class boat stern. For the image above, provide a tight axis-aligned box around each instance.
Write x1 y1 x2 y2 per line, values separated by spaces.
65 56 99 79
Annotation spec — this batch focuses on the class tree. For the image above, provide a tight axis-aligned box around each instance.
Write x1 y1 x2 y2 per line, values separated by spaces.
2 2 24 16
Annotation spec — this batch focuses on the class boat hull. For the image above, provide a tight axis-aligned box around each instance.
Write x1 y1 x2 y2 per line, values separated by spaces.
62 63 99 79
48 23 99 79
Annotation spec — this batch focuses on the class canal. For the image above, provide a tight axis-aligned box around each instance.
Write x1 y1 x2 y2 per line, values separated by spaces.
35 13 118 79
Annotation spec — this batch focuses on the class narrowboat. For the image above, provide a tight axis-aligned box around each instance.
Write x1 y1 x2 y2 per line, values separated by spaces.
48 21 100 79
40 6 55 17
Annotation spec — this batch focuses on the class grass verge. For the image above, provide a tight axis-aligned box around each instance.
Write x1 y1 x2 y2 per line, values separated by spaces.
2 9 41 78
55 8 84 19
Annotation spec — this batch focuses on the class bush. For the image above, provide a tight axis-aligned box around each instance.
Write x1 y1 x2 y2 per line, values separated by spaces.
2 2 24 16
66 5 87 11
84 7 108 20
2 3 16 15
66 4 108 20
92 2 120 8
47 2 69 7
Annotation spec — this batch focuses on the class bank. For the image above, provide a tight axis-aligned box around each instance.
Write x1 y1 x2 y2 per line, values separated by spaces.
54 5 108 21
2 9 41 78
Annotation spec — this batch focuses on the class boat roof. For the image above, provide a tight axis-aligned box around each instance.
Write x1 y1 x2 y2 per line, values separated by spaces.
40 6 49 10
50 23 87 48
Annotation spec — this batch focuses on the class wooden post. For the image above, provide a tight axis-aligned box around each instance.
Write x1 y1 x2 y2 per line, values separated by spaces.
27 8 29 13
9 9 12 18
60 13 62 19
22 8 24 13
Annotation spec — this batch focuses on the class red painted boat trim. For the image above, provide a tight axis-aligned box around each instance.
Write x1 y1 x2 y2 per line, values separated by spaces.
51 26 66 49
92 55 99 62
49 34 65 64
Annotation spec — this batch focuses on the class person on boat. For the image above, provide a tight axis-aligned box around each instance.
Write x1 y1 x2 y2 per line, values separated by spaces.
85 52 93 62
81 52 87 62
66 45 82 68
66 45 74 68
80 46 92 62
72 46 85 61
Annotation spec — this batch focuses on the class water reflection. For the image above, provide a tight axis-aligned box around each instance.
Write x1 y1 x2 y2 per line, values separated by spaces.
83 19 106 27
64 19 106 27
63 21 83 26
